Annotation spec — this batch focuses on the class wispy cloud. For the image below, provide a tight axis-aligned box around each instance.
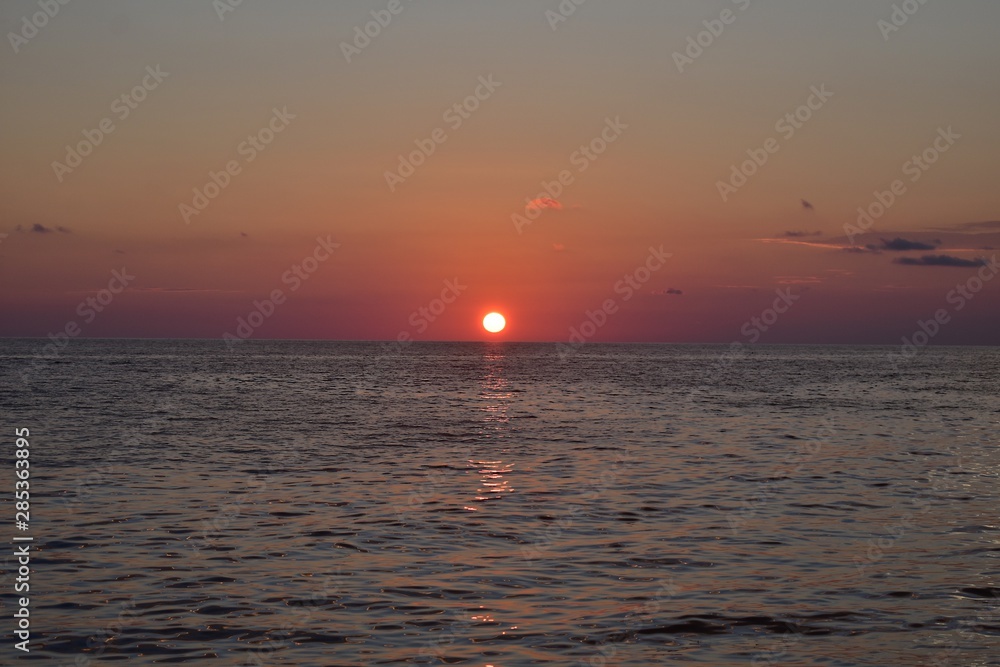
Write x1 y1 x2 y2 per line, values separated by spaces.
526 197 563 212
893 255 987 268
774 276 822 285
874 237 937 251
757 238 839 250
13 223 71 234
931 220 1000 233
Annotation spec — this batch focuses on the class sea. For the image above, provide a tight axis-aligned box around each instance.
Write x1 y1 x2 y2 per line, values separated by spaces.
1 340 998 666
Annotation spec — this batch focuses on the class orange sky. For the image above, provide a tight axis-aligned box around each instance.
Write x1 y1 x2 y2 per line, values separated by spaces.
2 1 999 344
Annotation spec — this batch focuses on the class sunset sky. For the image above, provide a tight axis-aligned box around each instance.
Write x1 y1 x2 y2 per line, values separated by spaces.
2 0 999 344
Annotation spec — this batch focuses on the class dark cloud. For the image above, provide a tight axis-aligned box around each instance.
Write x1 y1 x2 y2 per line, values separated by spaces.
240 232 249 238
893 255 986 268
651 288 683 296
801 199 814 211
843 246 880 254
782 230 822 238
872 237 938 252
14 223 71 234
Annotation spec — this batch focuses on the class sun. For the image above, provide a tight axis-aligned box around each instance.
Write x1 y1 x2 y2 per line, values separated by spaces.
483 312 506 334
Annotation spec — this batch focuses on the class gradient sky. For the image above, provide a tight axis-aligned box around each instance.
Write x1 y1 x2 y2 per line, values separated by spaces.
2 0 999 344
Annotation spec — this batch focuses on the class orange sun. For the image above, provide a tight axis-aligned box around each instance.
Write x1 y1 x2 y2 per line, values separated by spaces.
483 312 506 333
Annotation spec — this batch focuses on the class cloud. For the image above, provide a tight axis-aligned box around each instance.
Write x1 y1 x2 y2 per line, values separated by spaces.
13 223 71 234
781 230 822 238
758 237 839 249
774 276 822 285
651 288 683 296
875 237 937 251
240 232 250 238
526 197 562 212
893 255 987 268
801 199 814 211
843 246 880 254
936 220 1000 233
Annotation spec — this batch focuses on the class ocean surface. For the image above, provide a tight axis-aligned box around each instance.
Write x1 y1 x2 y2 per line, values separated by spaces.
1 340 998 666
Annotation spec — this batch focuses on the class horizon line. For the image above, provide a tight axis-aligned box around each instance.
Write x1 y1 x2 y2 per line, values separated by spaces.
1 336 998 349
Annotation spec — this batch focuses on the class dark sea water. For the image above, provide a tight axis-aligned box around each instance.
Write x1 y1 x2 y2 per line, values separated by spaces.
1 340 998 666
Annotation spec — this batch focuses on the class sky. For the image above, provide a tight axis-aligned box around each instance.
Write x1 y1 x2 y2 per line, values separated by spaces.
1 0 999 344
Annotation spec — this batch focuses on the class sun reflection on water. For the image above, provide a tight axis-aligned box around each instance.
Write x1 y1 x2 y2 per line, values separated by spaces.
469 344 516 507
